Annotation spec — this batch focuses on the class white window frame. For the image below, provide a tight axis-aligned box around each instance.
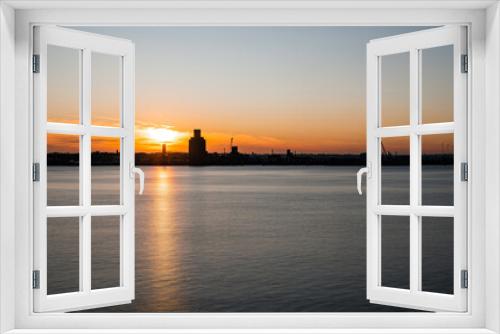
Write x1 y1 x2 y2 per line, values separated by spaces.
1 1 499 333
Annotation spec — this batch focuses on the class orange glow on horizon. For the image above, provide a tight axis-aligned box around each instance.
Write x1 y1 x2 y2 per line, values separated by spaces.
46 123 452 155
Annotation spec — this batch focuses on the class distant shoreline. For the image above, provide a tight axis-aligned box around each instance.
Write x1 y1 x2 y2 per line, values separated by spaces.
47 152 453 166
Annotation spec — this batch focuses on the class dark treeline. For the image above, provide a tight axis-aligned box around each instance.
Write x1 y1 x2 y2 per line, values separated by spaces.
47 152 453 166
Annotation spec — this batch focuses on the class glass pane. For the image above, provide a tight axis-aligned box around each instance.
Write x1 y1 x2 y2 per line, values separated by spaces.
381 137 410 205
92 216 121 290
381 215 410 289
47 217 80 295
47 134 80 206
92 52 121 127
380 52 410 127
421 45 454 124
422 217 454 294
47 45 80 123
91 137 121 205
422 134 454 206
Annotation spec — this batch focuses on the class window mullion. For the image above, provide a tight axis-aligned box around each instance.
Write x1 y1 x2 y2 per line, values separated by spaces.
409 48 421 293
81 48 92 293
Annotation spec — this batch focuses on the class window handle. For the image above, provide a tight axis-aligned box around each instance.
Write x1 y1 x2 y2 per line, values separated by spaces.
356 163 371 195
130 163 145 195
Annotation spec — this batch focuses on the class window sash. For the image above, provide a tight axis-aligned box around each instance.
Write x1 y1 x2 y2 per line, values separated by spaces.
365 25 468 312
32 26 136 313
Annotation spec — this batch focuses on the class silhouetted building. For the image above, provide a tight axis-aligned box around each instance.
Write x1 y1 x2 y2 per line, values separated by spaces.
161 143 167 164
230 146 239 155
189 129 207 166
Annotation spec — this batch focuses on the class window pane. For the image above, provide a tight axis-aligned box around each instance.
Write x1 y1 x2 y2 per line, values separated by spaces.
91 137 121 205
422 134 454 206
47 217 80 295
422 217 454 294
380 52 410 127
421 45 454 124
381 215 410 289
92 52 121 127
381 137 410 205
47 45 80 123
47 134 80 206
92 216 121 290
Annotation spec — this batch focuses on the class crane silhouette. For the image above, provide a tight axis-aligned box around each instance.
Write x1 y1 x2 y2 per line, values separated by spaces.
381 142 392 159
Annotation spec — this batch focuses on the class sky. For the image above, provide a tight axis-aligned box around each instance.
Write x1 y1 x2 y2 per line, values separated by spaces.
47 26 454 154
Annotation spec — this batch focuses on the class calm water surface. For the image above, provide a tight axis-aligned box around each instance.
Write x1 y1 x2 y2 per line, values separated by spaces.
46 165 453 312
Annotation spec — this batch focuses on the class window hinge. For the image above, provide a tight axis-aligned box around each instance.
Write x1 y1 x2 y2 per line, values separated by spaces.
461 54 468 73
32 270 40 289
461 269 468 289
32 162 40 182
461 162 468 182
32 54 40 73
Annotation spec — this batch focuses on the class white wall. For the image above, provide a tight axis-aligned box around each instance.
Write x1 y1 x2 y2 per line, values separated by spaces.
485 2 500 333
0 2 16 333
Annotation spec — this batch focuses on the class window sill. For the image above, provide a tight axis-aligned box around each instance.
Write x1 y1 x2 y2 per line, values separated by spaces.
4 329 497 334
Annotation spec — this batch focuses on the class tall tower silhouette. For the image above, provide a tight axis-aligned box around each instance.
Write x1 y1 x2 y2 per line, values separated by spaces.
161 143 167 164
189 129 207 166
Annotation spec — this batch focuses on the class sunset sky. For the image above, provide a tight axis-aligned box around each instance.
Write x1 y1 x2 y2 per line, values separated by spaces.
47 26 453 154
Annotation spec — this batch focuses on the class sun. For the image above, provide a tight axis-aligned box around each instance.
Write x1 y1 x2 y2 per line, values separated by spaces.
146 127 183 144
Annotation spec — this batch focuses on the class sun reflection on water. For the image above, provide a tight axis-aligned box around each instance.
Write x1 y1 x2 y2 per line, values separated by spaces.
136 166 185 311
